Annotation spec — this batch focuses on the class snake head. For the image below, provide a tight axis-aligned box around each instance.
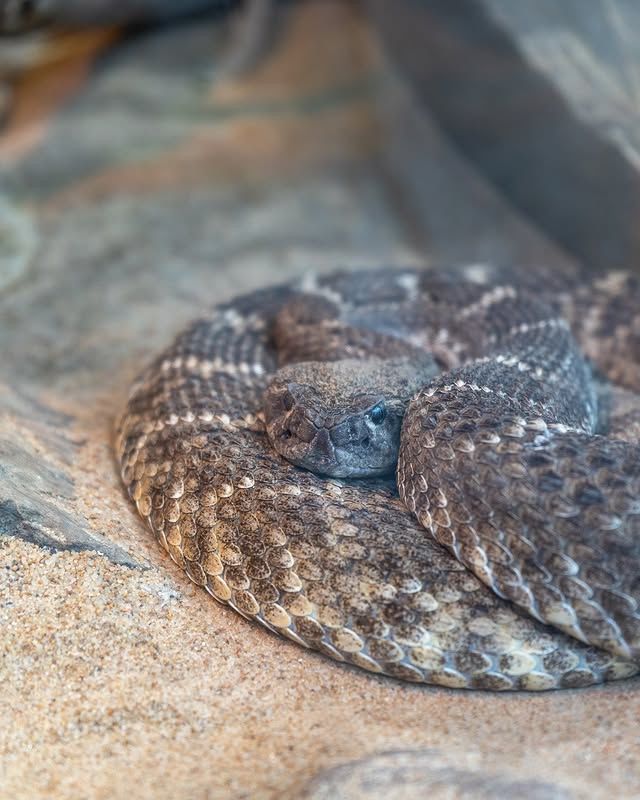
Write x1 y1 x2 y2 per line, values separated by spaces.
263 359 415 478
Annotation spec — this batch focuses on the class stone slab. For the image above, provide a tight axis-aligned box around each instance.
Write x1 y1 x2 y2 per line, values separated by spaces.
368 0 640 274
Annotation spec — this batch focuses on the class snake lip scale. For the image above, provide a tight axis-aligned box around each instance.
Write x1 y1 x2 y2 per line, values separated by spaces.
116 265 640 691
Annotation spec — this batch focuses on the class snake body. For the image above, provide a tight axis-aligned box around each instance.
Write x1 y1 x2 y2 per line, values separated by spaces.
116 266 640 690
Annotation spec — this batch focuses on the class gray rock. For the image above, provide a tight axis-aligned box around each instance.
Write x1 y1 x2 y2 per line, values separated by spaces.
300 749 573 800
368 0 640 274
0 0 229 31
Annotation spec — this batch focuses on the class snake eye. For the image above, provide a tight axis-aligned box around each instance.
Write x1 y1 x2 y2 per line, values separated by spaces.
368 403 386 425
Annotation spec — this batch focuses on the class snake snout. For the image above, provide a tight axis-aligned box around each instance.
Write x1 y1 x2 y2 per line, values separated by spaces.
329 415 370 448
286 408 319 444
311 427 336 461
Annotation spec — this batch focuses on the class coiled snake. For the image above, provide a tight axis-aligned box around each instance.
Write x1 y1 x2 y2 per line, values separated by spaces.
116 265 640 690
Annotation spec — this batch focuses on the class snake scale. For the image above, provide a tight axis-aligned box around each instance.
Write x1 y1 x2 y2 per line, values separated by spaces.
116 265 640 691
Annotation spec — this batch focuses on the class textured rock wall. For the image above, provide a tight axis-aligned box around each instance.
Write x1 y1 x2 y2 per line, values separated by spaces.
369 0 640 273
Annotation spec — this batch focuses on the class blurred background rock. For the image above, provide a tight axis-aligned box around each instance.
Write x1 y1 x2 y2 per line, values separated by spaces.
369 0 640 273
4 1 639 272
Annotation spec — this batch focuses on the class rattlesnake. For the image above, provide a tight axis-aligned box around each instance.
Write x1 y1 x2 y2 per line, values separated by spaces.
116 265 640 690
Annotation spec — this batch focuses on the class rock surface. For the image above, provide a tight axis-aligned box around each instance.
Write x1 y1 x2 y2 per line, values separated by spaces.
0 0 231 30
0 3 638 799
300 749 573 800
368 0 640 274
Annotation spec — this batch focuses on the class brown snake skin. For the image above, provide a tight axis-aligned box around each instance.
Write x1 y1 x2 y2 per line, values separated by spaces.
116 265 640 690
